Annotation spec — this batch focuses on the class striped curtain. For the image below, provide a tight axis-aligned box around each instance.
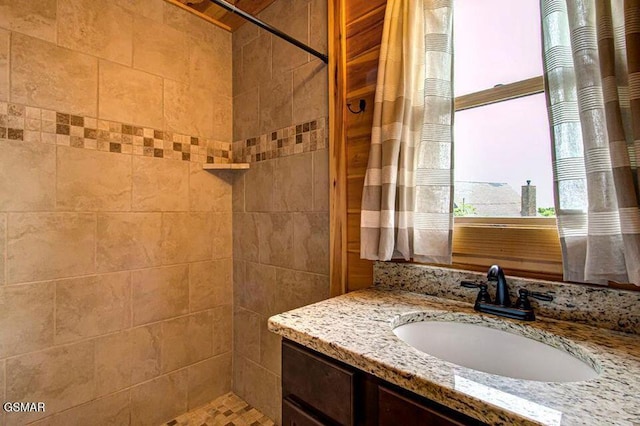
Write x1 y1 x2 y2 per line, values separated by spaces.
360 0 454 263
541 0 640 286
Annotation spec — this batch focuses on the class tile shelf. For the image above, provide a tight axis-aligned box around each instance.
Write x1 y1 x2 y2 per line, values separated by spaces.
202 163 250 170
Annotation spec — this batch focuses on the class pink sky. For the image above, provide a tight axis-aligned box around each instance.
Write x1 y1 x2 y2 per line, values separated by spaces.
453 0 555 210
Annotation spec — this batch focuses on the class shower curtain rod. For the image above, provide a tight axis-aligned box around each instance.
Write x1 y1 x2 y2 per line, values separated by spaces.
208 0 328 64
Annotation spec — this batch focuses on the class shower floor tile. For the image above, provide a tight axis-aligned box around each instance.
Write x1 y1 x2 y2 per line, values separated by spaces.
165 392 275 426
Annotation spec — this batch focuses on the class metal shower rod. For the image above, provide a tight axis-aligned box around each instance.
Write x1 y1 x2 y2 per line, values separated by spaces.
209 0 328 64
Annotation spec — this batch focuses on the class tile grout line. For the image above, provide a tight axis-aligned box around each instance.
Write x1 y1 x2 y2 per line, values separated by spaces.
7 29 11 106
311 150 316 211
54 0 59 46
95 48 100 128
3 213 7 286
2 358 5 421
94 211 98 286
129 268 134 330
129 9 135 72
1 255 234 289
52 275 57 354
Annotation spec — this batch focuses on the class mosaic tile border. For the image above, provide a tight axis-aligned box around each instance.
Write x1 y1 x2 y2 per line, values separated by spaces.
0 101 232 164
232 117 327 163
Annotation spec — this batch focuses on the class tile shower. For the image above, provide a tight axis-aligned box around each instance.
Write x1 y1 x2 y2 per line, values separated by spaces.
1 0 233 425
231 0 329 424
0 0 329 425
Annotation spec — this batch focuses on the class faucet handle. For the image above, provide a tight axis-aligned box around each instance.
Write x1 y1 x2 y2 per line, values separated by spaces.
515 289 532 310
530 291 554 302
460 281 492 304
516 289 554 310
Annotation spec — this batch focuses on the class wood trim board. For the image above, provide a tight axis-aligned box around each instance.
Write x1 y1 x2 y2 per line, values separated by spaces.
329 0 349 296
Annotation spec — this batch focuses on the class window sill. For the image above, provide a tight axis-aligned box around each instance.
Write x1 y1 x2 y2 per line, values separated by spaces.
454 216 557 228
452 216 562 278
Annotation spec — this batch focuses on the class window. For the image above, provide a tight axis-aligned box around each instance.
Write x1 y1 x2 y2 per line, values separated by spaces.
333 0 566 289
453 0 554 219
449 0 562 278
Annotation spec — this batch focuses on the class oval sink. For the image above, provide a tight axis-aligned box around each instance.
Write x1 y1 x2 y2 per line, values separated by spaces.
393 321 599 382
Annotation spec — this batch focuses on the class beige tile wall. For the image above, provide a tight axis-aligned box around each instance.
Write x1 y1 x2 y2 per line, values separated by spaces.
0 1 233 425
232 0 329 423
58 0 134 66
98 60 164 129
0 140 56 211
11 32 99 117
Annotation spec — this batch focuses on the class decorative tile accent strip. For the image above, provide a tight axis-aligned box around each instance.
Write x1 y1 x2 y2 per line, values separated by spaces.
166 392 274 426
232 116 327 163
0 101 232 164
373 262 640 334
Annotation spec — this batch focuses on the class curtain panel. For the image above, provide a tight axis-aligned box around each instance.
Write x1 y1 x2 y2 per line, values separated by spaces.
542 0 640 286
360 0 454 263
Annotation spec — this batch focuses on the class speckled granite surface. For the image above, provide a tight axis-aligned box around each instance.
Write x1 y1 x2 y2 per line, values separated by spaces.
268 289 640 425
374 262 640 334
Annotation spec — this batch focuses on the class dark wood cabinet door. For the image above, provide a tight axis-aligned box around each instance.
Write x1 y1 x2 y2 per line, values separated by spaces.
282 398 329 426
378 386 468 426
282 341 355 425
281 339 485 426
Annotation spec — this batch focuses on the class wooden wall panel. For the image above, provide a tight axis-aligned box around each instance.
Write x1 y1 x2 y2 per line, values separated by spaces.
345 93 376 140
345 0 387 24
347 176 365 211
216 0 277 29
346 5 386 60
165 0 230 31
347 213 361 245
342 0 387 291
346 135 371 176
345 50 380 99
184 0 277 31
330 0 348 296
347 252 374 291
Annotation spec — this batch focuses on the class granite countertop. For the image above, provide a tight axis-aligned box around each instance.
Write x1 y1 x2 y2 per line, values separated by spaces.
267 288 640 426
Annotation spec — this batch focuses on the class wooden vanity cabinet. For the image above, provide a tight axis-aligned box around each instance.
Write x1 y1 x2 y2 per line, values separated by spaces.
377 386 469 426
282 340 355 425
282 339 485 426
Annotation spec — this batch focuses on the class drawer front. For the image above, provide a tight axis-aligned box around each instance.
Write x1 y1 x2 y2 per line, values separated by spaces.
378 386 468 426
282 341 354 426
283 398 327 426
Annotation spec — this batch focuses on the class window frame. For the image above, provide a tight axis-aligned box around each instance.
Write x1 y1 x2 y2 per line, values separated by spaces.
450 75 563 280
454 76 544 111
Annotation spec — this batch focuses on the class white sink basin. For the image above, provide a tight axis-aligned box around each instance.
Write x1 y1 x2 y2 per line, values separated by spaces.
393 321 599 382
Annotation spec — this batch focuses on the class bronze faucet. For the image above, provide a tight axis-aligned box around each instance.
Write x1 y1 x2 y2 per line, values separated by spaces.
461 265 553 321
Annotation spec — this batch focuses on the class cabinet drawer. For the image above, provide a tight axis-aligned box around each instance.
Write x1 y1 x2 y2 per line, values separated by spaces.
378 386 468 426
282 341 354 426
283 398 327 426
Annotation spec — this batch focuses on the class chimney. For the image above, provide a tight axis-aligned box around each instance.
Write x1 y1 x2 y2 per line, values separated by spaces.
521 180 536 216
